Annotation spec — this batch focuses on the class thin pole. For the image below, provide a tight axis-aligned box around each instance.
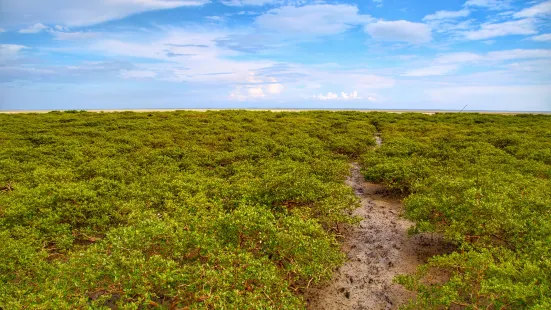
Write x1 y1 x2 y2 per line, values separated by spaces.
459 105 468 113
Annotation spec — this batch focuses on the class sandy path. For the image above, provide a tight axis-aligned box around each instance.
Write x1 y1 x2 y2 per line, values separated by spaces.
306 137 450 309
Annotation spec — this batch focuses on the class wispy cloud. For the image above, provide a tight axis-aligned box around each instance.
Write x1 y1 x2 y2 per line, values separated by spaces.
49 30 99 40
426 85 551 110
423 9 470 21
531 33 551 41
464 0 513 11
255 4 373 36
365 20 432 44
221 0 290 6
462 18 537 40
3 0 210 26
120 70 157 79
435 52 485 64
0 44 28 64
312 91 369 101
1 60 133 82
18 23 48 33
229 75 284 101
402 65 458 77
513 0 551 18
487 49 551 61
18 23 99 40
435 49 551 63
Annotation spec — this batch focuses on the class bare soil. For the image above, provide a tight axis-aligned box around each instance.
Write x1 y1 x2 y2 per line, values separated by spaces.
305 162 452 310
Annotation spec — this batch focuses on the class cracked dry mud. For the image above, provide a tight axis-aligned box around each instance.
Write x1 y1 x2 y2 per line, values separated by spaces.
306 160 451 310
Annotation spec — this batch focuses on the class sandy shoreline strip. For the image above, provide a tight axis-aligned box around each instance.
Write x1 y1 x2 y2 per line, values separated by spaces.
1 109 549 115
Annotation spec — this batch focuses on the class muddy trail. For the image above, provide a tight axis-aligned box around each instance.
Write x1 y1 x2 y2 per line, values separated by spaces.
306 135 450 310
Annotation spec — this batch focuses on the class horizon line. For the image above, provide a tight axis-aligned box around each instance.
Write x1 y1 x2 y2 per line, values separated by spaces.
1 108 551 115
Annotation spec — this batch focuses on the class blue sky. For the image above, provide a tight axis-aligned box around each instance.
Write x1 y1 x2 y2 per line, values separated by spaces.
1 0 550 111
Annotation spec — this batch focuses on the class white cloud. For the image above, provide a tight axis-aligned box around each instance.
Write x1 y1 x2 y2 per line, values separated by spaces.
91 31 276 85
504 59 551 74
18 23 48 33
119 70 157 79
64 61 131 72
221 0 282 5
372 0 383 8
275 64 395 91
434 49 551 65
246 72 263 83
313 91 361 100
423 9 470 21
402 65 458 77
0 44 27 64
230 86 266 100
2 0 209 27
531 33 551 41
464 0 512 11
247 87 265 97
206 16 225 22
435 52 485 64
0 28 5 32
0 66 56 82
422 9 473 34
365 20 432 44
426 19 475 34
267 81 284 94
426 85 551 111
394 54 419 61
230 74 284 100
257 63 395 94
49 30 99 40
1 60 138 83
236 10 258 15
421 49 551 81
488 49 551 61
256 4 373 35
463 18 537 40
513 0 551 18
315 92 339 100
5 25 394 103
18 23 98 40
229 79 284 100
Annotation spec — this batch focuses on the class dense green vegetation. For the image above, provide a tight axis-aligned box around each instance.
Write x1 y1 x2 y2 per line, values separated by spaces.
1 110 550 309
363 113 551 309
0 111 375 309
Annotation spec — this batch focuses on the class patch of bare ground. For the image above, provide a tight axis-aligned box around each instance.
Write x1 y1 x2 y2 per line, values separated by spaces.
306 163 453 310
